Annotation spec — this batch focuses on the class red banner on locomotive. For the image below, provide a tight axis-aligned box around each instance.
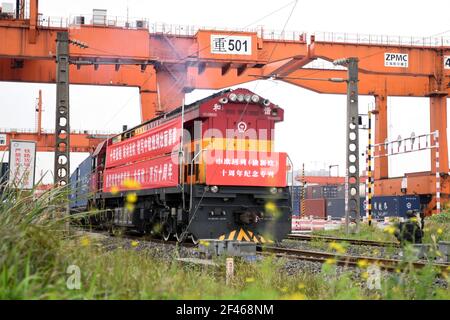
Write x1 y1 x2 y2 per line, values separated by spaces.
105 118 181 168
206 151 287 187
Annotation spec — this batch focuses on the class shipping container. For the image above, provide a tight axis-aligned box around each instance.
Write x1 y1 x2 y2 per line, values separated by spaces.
304 199 326 218
305 184 345 199
0 162 9 193
322 185 338 198
69 156 92 210
0 162 8 182
291 185 302 215
371 195 420 219
325 195 421 220
325 197 365 220
306 184 366 199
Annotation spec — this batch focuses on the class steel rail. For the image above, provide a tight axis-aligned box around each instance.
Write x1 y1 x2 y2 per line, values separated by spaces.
261 246 449 272
287 233 400 248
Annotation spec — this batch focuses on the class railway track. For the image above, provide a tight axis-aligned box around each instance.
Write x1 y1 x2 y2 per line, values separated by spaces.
75 227 449 273
287 233 400 248
261 246 450 272
73 226 195 247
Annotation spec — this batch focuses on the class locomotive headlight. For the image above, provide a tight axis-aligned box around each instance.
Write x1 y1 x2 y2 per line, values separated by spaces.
269 187 277 194
271 109 278 116
237 94 244 102
262 99 270 106
229 93 237 101
219 97 229 104
251 94 260 103
210 185 219 193
244 94 251 102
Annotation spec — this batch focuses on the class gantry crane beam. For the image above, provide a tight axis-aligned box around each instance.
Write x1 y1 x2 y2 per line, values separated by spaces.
0 24 309 120
0 131 110 152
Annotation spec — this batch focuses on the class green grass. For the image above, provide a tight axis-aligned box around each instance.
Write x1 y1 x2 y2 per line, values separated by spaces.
313 212 450 244
0 185 449 300
314 223 397 242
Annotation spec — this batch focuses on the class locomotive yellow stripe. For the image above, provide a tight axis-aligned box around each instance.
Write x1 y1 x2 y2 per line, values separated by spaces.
218 235 225 240
227 230 236 241
236 228 251 241
187 138 274 152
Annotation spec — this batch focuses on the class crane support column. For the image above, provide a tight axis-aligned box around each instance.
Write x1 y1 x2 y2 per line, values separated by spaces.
334 57 360 232
430 95 448 174
140 89 159 122
54 32 70 187
374 94 389 179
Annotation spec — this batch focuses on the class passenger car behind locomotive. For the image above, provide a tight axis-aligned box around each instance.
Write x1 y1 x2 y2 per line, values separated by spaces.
70 88 292 243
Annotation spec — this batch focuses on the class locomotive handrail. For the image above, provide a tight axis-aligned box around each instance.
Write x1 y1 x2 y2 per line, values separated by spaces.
286 154 294 214
189 148 208 211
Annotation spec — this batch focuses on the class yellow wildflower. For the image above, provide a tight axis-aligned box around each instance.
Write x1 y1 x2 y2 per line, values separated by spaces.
80 236 90 247
357 259 369 268
110 185 120 195
245 277 255 283
361 272 369 279
126 203 135 212
395 268 401 273
265 201 276 211
131 240 139 247
199 240 210 247
284 293 306 300
122 178 141 190
329 242 346 254
297 283 306 290
384 226 396 235
325 258 336 265
437 228 443 235
126 192 138 204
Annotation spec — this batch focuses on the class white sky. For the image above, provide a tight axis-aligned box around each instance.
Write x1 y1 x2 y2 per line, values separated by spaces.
0 0 449 183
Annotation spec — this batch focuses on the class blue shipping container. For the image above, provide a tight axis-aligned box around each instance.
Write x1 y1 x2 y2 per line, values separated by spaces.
69 155 92 210
325 197 365 219
371 195 420 219
326 195 421 220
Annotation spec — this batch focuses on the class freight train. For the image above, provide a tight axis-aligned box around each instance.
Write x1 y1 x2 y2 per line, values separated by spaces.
70 88 292 243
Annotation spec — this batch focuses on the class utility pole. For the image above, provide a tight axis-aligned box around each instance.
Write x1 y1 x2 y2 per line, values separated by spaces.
54 32 70 188
334 57 360 234
36 89 42 136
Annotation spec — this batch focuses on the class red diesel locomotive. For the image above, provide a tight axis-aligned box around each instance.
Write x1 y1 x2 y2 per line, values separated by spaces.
70 88 292 243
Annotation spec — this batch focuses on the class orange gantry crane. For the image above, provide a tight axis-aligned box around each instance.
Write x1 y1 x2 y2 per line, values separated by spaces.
0 0 449 213
0 89 115 153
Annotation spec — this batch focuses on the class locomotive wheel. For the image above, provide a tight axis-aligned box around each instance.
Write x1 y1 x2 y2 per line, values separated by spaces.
175 231 184 243
190 234 199 245
162 223 172 241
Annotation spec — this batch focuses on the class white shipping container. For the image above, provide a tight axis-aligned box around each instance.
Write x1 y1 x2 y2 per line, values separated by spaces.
92 9 107 25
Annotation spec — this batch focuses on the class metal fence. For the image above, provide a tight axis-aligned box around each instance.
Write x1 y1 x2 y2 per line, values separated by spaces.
35 14 450 47
0 128 118 135
313 31 450 47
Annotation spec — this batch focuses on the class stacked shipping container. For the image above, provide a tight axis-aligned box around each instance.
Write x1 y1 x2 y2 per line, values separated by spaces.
292 183 421 220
